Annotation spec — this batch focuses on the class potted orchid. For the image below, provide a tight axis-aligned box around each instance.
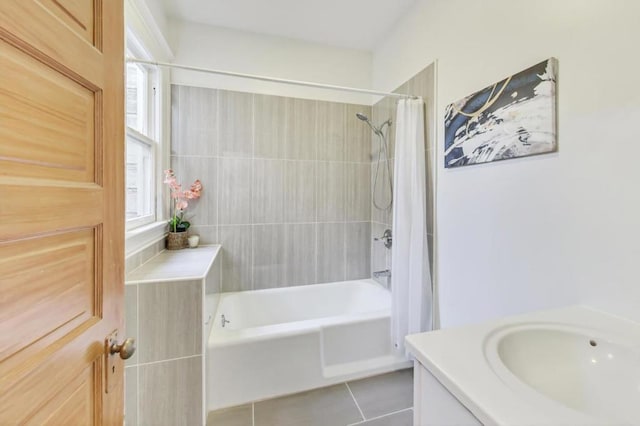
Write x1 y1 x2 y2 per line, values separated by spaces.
164 169 203 249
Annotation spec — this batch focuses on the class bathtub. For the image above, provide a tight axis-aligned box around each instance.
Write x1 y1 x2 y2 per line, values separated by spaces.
205 279 411 410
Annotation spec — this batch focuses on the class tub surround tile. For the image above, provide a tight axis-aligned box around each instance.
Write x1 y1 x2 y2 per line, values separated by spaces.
317 100 346 162
253 224 286 290
125 252 142 276
254 94 287 159
124 246 219 426
286 98 317 160
124 285 138 366
170 84 179 157
187 225 218 246
138 280 202 363
371 222 390 286
139 356 203 426
426 147 435 236
346 163 371 222
220 225 253 292
171 155 218 227
284 161 316 223
317 161 347 222
407 67 433 106
252 159 285 224
207 404 253 426
347 369 413 419
284 223 317 286
126 245 221 284
254 384 362 426
371 97 394 159
171 84 393 292
124 367 138 426
206 253 222 294
172 85 218 157
218 157 252 225
370 160 393 226
317 222 346 283
427 233 435 275
125 238 165 275
369 63 436 286
346 222 371 280
218 90 253 157
352 409 413 426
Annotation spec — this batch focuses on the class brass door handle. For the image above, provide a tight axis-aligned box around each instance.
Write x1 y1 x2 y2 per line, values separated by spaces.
110 337 136 360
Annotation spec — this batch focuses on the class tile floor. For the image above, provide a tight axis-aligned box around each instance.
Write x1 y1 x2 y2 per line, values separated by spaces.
207 368 413 426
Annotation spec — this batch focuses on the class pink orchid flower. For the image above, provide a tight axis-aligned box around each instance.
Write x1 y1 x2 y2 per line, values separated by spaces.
164 170 203 232
176 200 188 211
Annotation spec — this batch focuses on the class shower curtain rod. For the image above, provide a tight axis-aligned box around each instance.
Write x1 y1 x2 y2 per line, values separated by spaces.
126 58 421 100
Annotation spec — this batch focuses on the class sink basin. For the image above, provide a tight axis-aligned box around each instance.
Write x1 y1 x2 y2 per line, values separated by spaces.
485 324 640 423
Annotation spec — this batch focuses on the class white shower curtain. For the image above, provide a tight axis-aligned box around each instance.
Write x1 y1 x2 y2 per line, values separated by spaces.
391 98 432 355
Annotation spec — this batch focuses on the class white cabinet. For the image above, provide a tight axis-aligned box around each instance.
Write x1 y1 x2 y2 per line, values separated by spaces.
413 361 482 426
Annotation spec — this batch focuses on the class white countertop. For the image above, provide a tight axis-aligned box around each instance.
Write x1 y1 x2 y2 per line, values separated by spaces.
406 306 640 426
125 245 221 284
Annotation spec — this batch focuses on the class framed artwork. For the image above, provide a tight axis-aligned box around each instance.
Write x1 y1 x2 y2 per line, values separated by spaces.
444 58 557 168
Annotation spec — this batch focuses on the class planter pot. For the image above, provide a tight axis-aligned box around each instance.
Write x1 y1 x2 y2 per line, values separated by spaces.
167 232 188 250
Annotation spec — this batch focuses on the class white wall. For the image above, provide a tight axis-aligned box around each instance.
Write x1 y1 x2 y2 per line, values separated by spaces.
141 0 170 41
169 20 374 104
373 0 640 327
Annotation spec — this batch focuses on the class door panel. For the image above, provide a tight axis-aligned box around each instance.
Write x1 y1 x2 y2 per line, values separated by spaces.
37 0 98 46
0 0 124 424
0 230 97 364
0 37 96 182
38 366 96 426
0 183 103 239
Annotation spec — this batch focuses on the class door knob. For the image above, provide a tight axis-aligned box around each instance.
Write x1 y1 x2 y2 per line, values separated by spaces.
110 337 136 360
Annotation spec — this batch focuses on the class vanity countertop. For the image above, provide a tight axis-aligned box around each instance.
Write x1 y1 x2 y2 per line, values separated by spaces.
125 245 221 284
406 305 640 426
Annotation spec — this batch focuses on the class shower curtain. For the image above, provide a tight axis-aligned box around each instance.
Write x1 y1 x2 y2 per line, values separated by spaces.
391 98 432 355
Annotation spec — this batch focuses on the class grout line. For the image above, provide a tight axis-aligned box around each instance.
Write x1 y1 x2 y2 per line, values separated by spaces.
345 383 365 422
135 354 201 367
210 221 371 227
252 403 255 426
346 407 413 426
170 154 372 165
253 97 258 292
136 283 140 426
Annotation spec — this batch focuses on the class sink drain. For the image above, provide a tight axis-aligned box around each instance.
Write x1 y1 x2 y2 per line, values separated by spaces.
589 339 597 347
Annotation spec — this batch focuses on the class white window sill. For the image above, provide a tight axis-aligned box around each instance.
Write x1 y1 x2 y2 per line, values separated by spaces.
125 220 167 258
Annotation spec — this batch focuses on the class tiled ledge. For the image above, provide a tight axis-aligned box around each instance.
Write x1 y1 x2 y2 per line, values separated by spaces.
125 244 221 284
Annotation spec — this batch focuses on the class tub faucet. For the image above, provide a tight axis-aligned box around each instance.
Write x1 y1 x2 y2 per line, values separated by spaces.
373 269 391 278
221 314 230 328
374 229 392 249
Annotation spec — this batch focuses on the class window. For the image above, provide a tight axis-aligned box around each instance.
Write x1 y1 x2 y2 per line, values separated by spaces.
125 129 154 223
125 44 159 230
126 62 148 133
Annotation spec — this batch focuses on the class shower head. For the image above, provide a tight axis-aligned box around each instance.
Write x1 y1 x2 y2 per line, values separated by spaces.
356 112 369 122
356 112 383 135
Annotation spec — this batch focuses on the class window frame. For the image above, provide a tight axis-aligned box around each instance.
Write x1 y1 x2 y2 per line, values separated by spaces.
124 32 162 232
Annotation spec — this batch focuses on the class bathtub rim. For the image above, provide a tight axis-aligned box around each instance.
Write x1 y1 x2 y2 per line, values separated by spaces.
206 278 392 347
208 308 391 347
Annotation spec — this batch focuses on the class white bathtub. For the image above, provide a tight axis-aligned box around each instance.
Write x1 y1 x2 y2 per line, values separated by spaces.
206 279 410 410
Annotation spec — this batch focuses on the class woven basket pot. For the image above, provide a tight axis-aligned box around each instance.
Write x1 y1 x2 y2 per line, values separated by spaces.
167 232 188 250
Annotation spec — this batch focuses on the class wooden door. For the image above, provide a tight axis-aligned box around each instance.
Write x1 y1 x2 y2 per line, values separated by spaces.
0 1 125 424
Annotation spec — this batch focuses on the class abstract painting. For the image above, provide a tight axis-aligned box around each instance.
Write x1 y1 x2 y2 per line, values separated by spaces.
444 58 557 168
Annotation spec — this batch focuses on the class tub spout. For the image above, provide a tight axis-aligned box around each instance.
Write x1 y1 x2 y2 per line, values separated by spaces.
373 269 391 278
